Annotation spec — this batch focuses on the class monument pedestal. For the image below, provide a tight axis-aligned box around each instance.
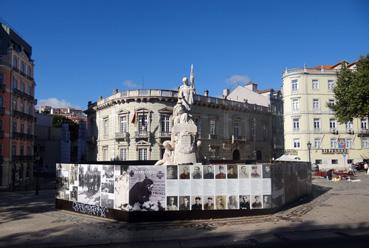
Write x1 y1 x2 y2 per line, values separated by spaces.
172 122 197 165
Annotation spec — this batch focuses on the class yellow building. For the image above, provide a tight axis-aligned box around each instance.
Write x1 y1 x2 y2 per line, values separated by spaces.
282 61 369 169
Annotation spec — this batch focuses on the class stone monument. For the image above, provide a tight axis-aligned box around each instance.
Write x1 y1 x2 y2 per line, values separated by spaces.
155 65 199 166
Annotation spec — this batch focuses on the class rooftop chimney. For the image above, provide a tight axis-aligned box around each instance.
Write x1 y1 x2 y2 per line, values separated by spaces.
204 90 209 97
245 82 258 92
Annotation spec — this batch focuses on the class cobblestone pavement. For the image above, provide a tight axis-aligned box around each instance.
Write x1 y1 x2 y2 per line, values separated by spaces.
1 173 369 247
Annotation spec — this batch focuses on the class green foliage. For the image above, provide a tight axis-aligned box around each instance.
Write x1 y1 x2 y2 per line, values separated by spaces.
331 54 369 123
52 115 79 141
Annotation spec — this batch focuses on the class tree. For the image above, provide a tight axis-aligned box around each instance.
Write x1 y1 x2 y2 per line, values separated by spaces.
330 54 369 123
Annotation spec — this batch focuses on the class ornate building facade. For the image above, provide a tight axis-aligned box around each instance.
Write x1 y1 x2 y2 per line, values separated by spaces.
86 89 274 163
0 22 36 190
282 61 369 169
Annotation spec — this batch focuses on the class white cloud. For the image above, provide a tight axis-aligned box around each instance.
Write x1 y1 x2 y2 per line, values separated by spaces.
123 79 141 89
37 98 81 110
226 74 251 85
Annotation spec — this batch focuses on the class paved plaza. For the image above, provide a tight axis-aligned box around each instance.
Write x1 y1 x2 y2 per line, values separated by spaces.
1 173 369 247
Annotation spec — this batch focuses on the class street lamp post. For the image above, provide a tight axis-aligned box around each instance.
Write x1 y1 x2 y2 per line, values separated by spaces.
307 141 312 164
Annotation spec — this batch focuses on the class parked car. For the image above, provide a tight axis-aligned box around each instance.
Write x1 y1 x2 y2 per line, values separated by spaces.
354 162 365 171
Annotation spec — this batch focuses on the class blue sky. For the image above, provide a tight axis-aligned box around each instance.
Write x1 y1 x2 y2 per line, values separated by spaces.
1 0 368 109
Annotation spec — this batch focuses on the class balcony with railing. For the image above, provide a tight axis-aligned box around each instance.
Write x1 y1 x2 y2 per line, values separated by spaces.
358 129 369 137
12 155 34 162
330 128 339 135
12 88 34 101
159 131 171 138
13 110 34 120
135 130 150 139
346 129 354 134
115 132 129 140
12 132 34 140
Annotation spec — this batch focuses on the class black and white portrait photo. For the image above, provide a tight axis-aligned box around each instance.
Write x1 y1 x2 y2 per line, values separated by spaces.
263 195 272 209
239 195 250 209
262 164 271 178
167 165 178 179
251 195 262 209
166 196 178 211
203 165 214 179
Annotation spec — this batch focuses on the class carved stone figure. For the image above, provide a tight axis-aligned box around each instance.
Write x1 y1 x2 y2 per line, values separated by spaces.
154 140 174 166
156 65 198 165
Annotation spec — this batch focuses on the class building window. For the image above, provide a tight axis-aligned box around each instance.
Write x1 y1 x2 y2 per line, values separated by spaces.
209 119 216 135
12 77 18 89
312 79 319 90
361 118 368 130
293 138 300 148
0 73 3 85
138 112 148 133
12 144 16 156
293 118 300 130
160 114 170 133
13 56 18 69
328 80 335 91
329 119 336 130
314 138 321 149
331 159 338 164
103 118 109 138
20 123 24 133
12 120 17 132
0 119 2 131
330 138 337 148
292 98 300 112
119 148 127 161
0 96 3 108
138 148 147 160
20 81 25 92
119 115 128 133
345 138 352 149
315 159 322 164
313 118 320 130
20 145 24 156
291 79 298 92
347 159 353 164
21 61 26 73
313 99 320 111
346 121 353 131
12 98 17 111
102 146 108 160
27 65 31 77
362 138 369 149
233 121 240 137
